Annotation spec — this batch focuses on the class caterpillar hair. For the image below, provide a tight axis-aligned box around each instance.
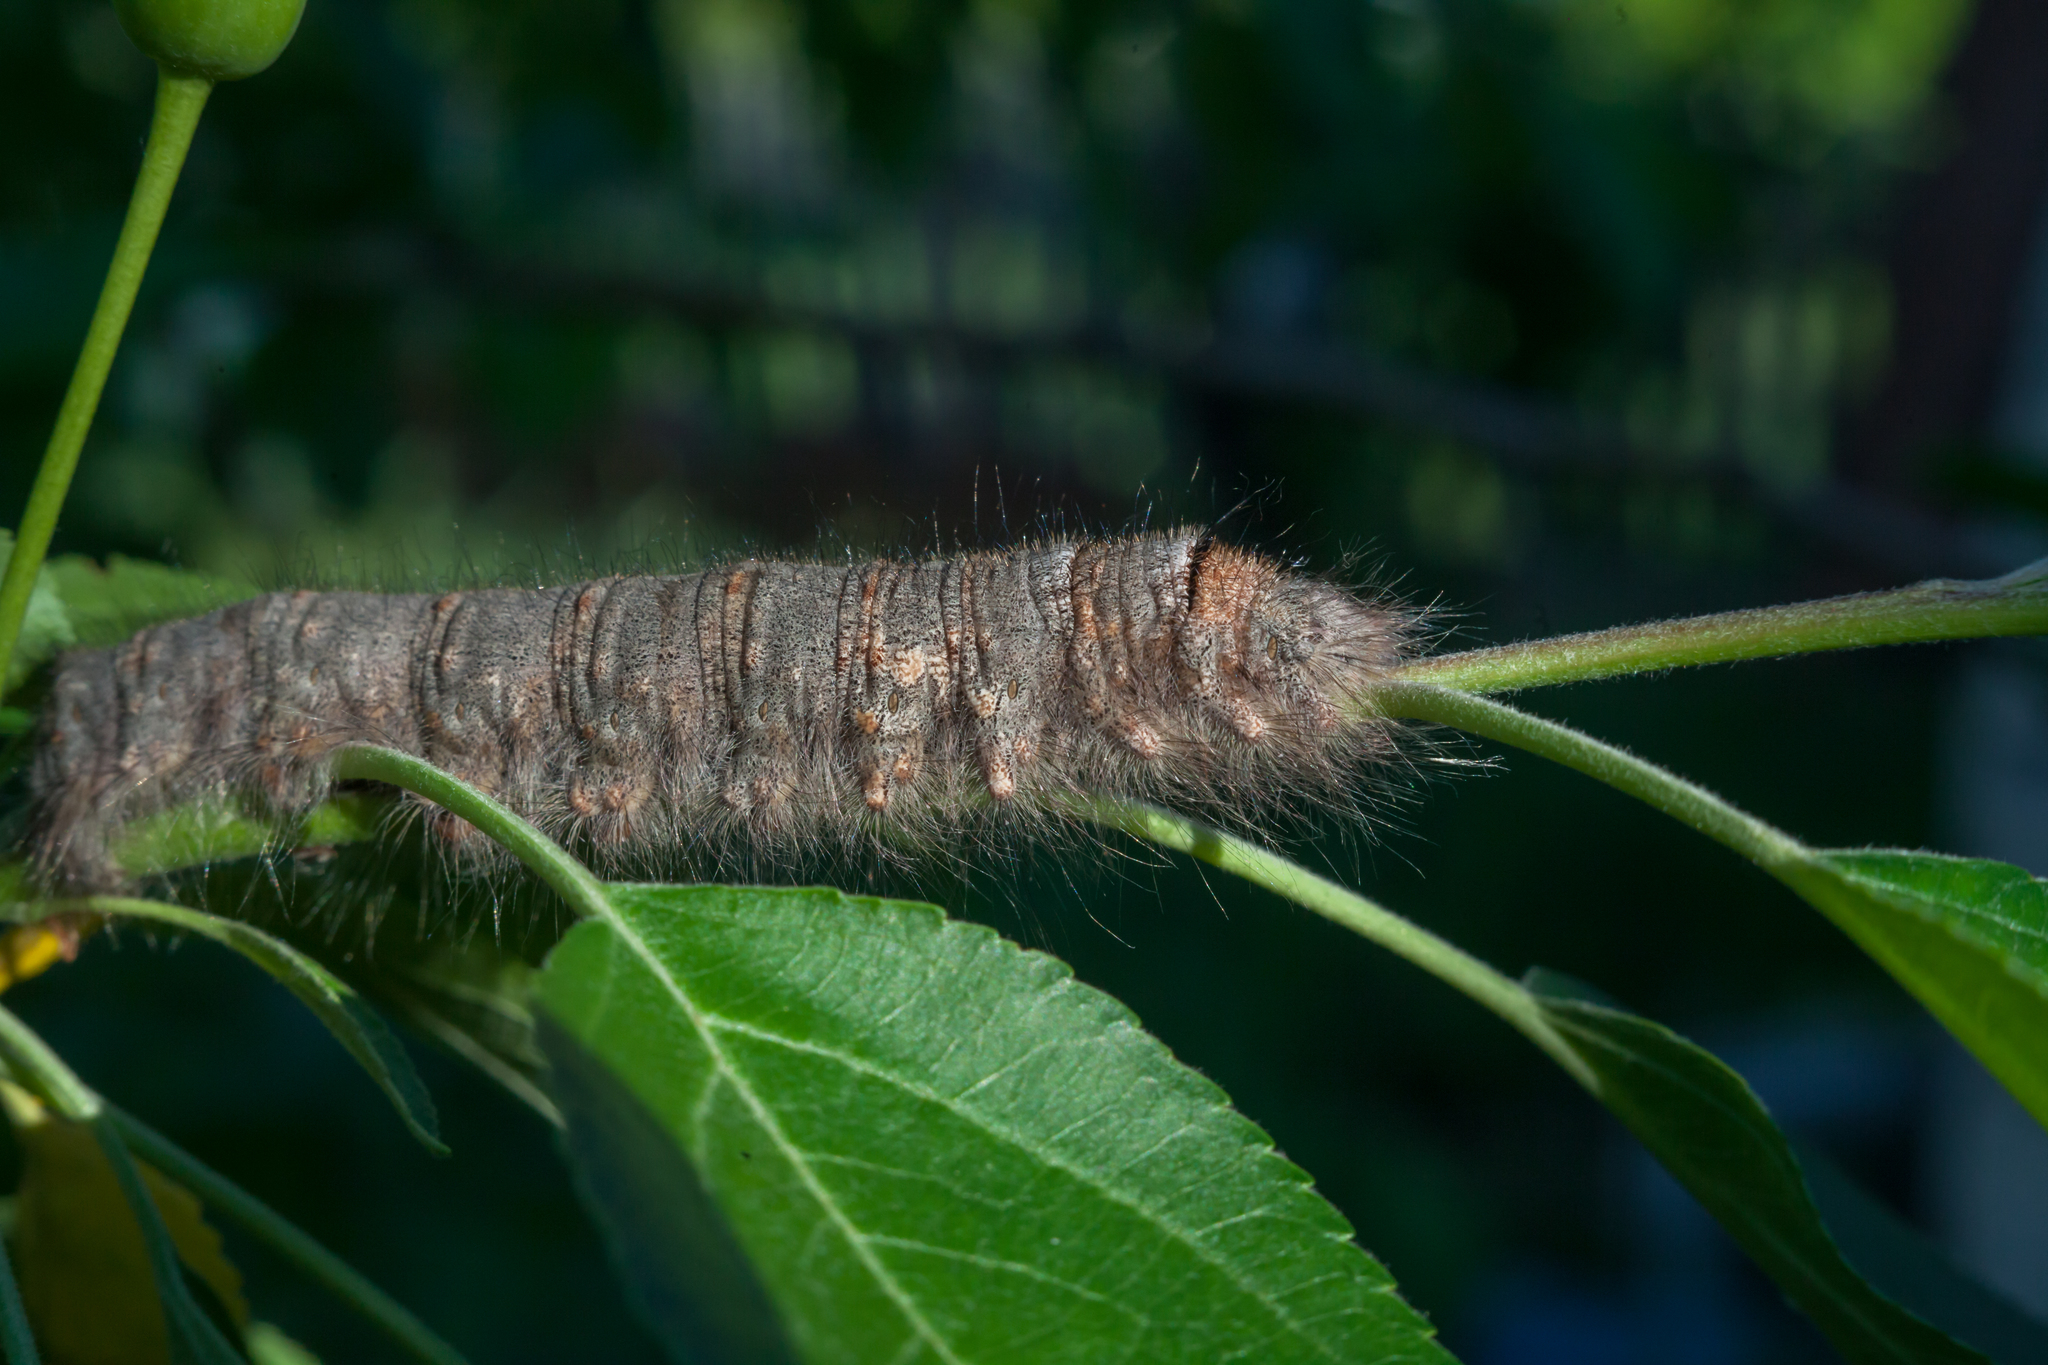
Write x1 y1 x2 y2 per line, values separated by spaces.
30 527 1424 891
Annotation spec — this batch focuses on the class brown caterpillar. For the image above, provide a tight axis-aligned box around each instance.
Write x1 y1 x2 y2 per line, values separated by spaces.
29 528 1418 890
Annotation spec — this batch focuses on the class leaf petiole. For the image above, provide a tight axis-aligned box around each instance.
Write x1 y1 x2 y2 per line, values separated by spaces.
1084 796 1599 1089
1375 680 1806 869
0 71 212 690
1399 555 2048 694
329 745 612 922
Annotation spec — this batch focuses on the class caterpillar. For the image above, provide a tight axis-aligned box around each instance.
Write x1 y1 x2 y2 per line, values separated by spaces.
28 528 1419 890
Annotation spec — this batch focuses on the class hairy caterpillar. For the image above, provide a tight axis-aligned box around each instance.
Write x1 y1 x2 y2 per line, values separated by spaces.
29 529 1419 890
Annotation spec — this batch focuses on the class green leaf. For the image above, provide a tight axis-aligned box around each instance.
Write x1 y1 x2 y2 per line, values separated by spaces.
1091 806 1992 1365
544 1019 798 1364
43 552 255 650
1799 1141 2048 1364
1779 852 2048 1133
15 898 445 1155
0 539 254 696
92 1119 247 1365
0 530 76 695
105 790 392 883
537 884 1455 1365
376 944 559 1127
1370 689 2048 1145
245 1322 323 1365
1528 985 1987 1365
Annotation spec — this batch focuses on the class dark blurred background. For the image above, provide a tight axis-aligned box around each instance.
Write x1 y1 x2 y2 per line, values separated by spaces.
6 0 2048 1360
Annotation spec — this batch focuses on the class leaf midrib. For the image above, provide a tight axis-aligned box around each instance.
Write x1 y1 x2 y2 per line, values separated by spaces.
1830 871 2048 977
592 922 970 1365
702 1011 1390 1360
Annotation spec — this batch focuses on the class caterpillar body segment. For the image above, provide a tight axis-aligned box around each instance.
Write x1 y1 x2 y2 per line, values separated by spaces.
30 530 1417 888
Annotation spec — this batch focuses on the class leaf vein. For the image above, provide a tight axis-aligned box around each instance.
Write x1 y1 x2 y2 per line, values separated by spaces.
703 1013 1359 1359
607 926 970 1365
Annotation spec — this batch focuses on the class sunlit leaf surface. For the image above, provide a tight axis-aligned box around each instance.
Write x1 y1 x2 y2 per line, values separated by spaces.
538 884 1455 1365
42 553 254 652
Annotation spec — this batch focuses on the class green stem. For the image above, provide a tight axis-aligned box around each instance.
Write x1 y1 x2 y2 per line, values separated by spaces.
1377 680 1808 869
1398 555 2048 694
0 71 211 689
0 1000 100 1122
109 1108 473 1365
328 746 611 922
88 1116 243 1364
0 990 468 1364
0 1003 239 1361
1085 798 1599 1091
0 1221 39 1365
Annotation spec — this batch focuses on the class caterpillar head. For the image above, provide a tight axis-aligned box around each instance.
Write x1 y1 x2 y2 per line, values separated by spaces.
1176 541 1410 742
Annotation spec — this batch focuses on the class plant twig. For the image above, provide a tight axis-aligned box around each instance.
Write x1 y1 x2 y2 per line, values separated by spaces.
0 72 211 687
1083 797 1598 1091
328 746 611 922
1397 556 2048 694
1377 681 1808 869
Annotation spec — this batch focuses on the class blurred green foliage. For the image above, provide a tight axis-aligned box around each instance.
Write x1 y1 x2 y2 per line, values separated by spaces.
0 0 1972 580
0 0 2000 1359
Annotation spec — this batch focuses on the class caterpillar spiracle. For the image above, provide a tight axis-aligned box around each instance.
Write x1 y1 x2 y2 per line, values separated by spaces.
29 528 1421 890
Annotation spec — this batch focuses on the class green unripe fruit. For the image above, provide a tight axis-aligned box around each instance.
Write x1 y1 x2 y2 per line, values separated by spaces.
113 0 306 81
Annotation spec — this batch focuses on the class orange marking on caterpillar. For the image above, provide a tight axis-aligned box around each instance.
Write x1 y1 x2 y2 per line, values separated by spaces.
26 529 1419 890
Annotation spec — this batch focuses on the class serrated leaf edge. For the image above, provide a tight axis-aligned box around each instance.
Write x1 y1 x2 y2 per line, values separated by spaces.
570 892 1418 1365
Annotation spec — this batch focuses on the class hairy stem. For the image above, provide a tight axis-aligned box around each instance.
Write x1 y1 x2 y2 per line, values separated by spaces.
328 746 610 922
110 1108 473 1365
1398 555 2048 694
0 72 212 688
1377 681 1808 869
1086 798 1599 1091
